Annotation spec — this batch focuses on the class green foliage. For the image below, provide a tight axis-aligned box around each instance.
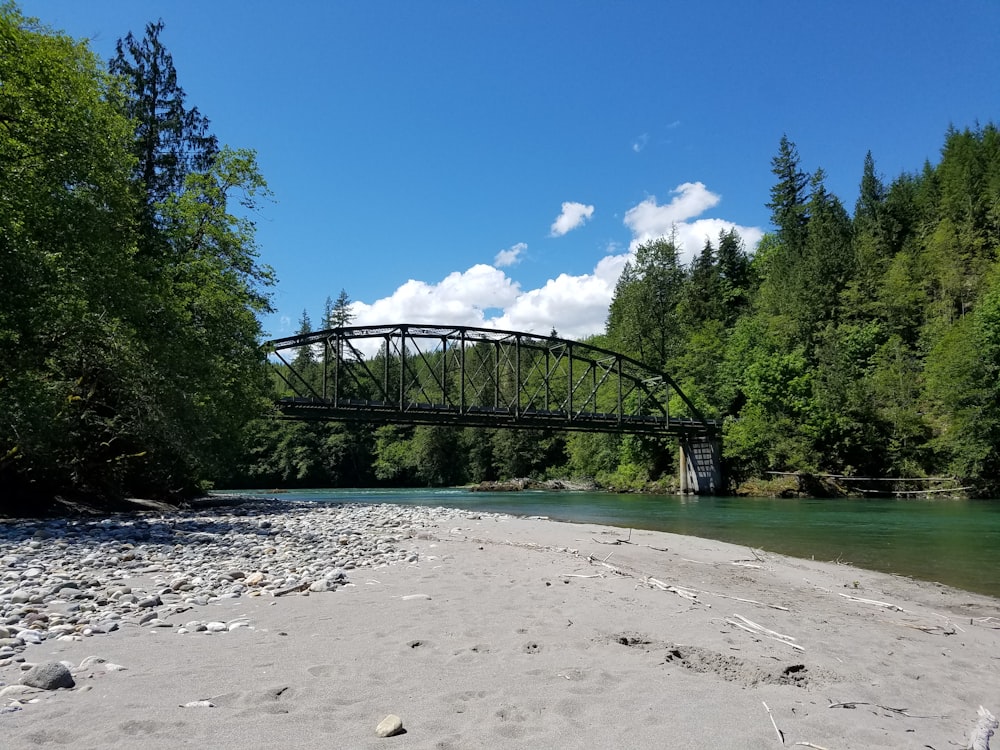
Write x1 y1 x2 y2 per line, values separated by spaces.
0 7 274 505
109 19 218 213
223 122 1000 495
606 235 686 369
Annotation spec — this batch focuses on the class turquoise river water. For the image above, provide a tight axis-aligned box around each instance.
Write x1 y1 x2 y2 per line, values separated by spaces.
224 488 1000 599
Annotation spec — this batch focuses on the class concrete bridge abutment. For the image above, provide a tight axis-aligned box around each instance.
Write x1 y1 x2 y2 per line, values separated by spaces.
678 439 722 495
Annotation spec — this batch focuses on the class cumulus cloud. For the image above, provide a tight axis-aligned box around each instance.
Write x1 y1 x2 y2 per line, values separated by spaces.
623 182 763 263
341 181 762 351
632 133 649 153
351 264 520 330
494 242 527 268
550 201 594 237
492 253 627 340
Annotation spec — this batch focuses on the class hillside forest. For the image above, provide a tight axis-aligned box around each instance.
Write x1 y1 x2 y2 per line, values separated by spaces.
3 6 1000 505
246 126 1000 496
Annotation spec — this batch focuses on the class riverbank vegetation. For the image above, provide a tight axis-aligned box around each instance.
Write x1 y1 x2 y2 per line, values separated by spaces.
4 4 1000 506
1 7 274 509
235 126 1000 496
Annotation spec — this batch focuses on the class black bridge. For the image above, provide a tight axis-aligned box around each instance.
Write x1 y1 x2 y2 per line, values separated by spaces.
266 324 719 439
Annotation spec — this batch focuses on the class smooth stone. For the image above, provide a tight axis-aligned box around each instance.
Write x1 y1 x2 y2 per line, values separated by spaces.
17 629 43 644
0 684 42 698
376 714 404 737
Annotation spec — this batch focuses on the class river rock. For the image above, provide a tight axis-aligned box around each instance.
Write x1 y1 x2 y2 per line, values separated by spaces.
20 661 75 690
0 499 508 672
376 714 404 737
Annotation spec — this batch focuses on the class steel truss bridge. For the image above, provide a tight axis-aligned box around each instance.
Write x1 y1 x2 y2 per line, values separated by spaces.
266 324 720 440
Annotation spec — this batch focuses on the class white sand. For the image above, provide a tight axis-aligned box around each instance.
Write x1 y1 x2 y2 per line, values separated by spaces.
3 512 998 749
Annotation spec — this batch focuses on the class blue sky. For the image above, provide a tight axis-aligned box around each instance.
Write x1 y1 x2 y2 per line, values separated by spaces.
20 1 1000 341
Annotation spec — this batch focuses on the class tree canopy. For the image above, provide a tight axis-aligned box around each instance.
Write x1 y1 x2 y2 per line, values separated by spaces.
0 6 274 508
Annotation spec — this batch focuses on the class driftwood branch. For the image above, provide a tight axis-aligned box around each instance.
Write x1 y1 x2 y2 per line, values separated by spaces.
838 593 905 612
585 555 628 577
688 587 790 611
592 528 668 552
682 557 762 569
827 701 944 719
762 701 784 745
725 614 803 651
969 705 997 750
646 578 709 606
891 620 957 636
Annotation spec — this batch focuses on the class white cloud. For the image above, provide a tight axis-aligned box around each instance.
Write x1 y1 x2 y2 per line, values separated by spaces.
550 201 594 237
351 264 520 330
493 252 627 340
494 242 527 268
624 182 720 238
623 182 762 263
341 182 762 351
632 133 649 153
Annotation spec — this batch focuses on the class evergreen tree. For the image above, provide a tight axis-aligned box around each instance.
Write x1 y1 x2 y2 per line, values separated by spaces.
329 288 355 328
109 20 218 215
606 235 686 370
293 310 315 369
766 134 810 254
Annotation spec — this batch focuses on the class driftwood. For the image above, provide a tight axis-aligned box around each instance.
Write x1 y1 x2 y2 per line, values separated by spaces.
645 578 708 606
725 613 803 651
762 700 784 744
688 587 790 611
827 700 944 719
585 555 629 577
969 705 998 750
591 528 669 552
792 744 831 750
681 557 764 569
838 592 905 612
890 620 957 636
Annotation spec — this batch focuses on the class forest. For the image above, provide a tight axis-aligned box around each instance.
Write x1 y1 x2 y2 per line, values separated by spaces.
3 4 1000 506
241 127 1000 496
1 7 275 506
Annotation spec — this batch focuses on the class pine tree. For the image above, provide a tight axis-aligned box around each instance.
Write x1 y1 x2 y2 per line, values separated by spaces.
293 310 315 368
110 20 218 229
329 289 354 328
766 134 810 254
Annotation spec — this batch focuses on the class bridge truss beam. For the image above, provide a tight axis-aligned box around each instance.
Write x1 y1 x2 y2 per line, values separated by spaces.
266 324 720 439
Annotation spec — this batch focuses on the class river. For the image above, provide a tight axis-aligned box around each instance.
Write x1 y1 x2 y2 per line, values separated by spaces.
221 488 1000 598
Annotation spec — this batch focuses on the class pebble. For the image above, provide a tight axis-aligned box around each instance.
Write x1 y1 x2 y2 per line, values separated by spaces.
0 500 502 664
376 714 404 737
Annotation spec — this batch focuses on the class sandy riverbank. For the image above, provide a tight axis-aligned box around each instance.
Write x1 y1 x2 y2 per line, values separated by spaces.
2 505 998 749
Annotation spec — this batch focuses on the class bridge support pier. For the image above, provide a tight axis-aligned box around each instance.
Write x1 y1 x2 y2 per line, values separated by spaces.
679 439 722 495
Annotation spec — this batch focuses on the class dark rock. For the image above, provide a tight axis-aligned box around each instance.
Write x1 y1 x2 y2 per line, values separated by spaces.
21 661 75 690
